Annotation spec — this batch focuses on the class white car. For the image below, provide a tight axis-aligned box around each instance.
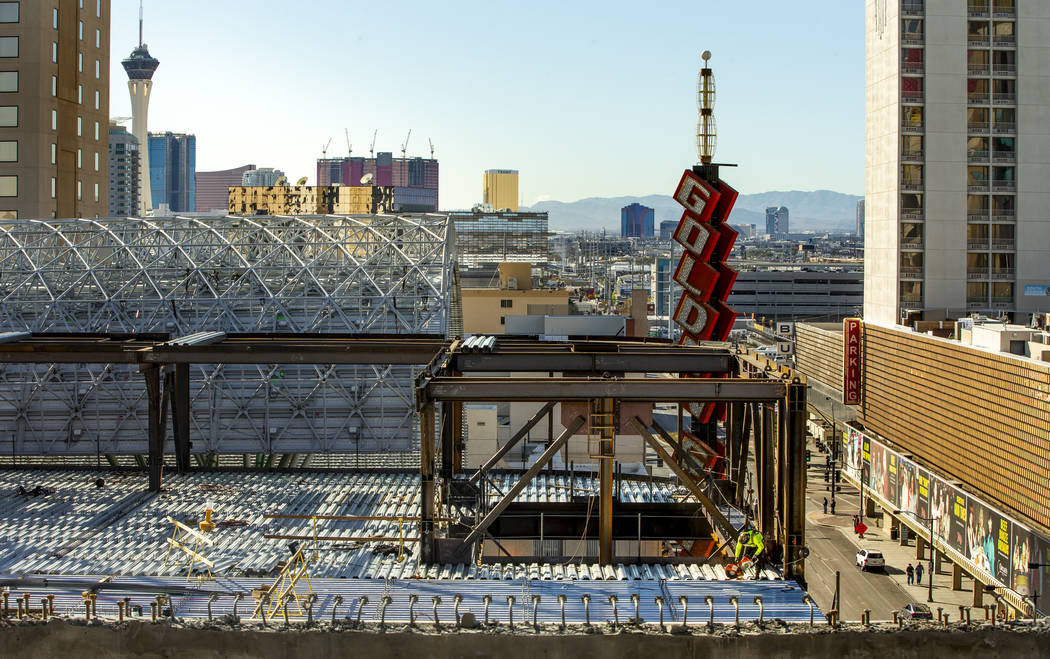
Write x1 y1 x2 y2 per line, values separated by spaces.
856 549 885 571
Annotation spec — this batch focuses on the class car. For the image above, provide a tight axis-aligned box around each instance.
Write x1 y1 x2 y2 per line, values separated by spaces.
856 549 885 571
900 603 934 620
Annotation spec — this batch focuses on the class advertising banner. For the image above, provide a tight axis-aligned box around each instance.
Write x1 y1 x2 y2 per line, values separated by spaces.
843 424 1050 612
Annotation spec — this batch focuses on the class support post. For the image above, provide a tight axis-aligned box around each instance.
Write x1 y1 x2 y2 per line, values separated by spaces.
953 563 963 591
785 380 807 581
917 535 926 561
172 363 191 474
420 403 436 563
598 398 614 565
142 364 164 492
972 580 984 607
758 403 775 536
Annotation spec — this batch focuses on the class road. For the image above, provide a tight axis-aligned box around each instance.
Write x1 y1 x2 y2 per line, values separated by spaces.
802 450 911 621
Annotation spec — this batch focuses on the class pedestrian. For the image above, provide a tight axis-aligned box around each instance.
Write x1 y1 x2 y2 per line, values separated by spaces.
906 563 915 585
915 562 924 584
830 499 836 514
823 497 828 514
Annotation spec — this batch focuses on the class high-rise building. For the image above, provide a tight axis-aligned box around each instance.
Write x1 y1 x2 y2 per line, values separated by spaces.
866 0 1048 323
108 122 138 217
659 219 677 241
0 1 110 220
242 167 284 187
483 169 518 212
148 131 195 213
194 164 253 212
765 206 789 236
620 202 654 238
317 153 438 211
122 5 158 215
856 198 865 238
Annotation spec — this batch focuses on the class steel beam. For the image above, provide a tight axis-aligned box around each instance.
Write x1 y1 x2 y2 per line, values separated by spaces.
420 403 436 563
172 363 191 474
597 399 614 564
467 402 556 486
786 380 807 581
423 377 786 403
457 415 586 553
452 352 732 374
629 417 736 542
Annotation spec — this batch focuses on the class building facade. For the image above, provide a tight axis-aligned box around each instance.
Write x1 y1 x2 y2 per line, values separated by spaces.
148 131 195 213
856 198 865 238
866 0 1050 324
765 206 789 236
659 219 677 241
228 184 395 215
194 163 253 212
0 0 110 220
450 210 548 273
620 202 654 238
729 267 864 322
317 153 438 211
107 122 137 217
483 169 518 212
242 167 284 187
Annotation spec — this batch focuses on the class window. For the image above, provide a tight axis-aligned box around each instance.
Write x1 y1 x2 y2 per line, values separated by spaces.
51 42 56 63
93 182 98 203
76 148 81 168
94 89 99 110
968 107 988 127
968 21 989 40
95 59 99 79
96 0 101 18
93 151 98 171
902 164 923 186
77 52 82 72
500 299 513 308
77 116 82 137
0 210 14 220
93 121 99 140
76 180 81 201
499 316 506 325
0 36 17 58
50 143 56 164
0 3 17 23
0 175 15 197
902 19 923 40
0 105 15 126
967 136 988 157
968 166 989 185
50 109 56 130
51 75 56 97
0 140 14 162
95 29 100 49
77 84 82 104
903 105 923 127
967 281 988 300
0 71 14 92
50 177 56 199
78 21 83 41
52 7 57 29
967 194 989 213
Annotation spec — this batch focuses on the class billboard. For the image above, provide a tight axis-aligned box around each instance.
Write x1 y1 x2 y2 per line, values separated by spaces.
844 424 1049 613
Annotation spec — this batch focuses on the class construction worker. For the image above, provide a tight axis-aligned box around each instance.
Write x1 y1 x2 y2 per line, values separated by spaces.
734 529 766 564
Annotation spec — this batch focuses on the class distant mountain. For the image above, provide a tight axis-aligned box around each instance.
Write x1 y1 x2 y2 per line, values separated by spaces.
525 190 862 234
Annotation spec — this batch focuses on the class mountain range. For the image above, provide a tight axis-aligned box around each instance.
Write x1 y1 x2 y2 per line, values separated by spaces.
524 190 863 234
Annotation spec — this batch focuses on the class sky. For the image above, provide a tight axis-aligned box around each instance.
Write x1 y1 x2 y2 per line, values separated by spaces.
109 1 865 210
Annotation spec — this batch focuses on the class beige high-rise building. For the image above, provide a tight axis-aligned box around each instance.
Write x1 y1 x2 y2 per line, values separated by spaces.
0 0 110 220
483 169 518 212
865 0 1050 324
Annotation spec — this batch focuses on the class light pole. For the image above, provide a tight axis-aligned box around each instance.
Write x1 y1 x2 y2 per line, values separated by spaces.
1028 561 1048 621
825 396 838 509
895 509 938 603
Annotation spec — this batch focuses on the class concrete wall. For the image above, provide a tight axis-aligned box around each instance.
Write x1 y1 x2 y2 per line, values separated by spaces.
0 620 1046 659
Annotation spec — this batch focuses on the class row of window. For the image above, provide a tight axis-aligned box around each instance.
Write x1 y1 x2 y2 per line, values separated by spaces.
900 193 1015 216
900 281 1015 304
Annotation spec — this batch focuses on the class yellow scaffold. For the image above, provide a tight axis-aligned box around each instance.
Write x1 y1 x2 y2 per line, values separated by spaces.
252 545 314 620
164 511 216 582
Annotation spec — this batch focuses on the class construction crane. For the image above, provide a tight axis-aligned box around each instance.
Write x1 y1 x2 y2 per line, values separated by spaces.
369 130 377 159
428 138 434 160
321 137 332 161
345 129 352 158
401 129 412 161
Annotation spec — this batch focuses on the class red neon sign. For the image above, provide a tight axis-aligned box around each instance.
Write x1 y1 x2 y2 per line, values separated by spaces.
843 317 862 405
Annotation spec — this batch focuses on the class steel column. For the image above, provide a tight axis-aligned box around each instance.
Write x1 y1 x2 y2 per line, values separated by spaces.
786 380 807 581
142 365 163 492
420 403 436 563
172 363 191 474
758 403 775 536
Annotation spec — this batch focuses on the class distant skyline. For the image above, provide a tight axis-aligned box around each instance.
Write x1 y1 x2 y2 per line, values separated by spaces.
109 1 864 210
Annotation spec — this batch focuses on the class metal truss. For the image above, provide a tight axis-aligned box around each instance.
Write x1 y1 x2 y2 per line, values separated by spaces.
0 214 454 457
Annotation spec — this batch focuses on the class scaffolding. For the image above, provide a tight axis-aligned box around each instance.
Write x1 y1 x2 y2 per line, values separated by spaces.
0 214 455 458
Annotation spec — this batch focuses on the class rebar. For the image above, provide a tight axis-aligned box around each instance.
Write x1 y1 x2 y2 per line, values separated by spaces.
332 595 343 625
609 595 619 627
754 596 764 624
631 593 640 625
232 593 242 621
483 595 491 625
680 595 688 627
432 596 442 630
730 596 739 628
354 596 366 627
582 595 591 626
409 594 418 627
281 596 291 625
207 594 218 621
507 595 515 629
453 594 463 628
532 595 540 630
558 594 567 630
803 596 815 627
380 596 392 630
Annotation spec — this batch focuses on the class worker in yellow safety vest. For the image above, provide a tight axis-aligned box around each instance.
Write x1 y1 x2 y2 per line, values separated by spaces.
734 529 765 563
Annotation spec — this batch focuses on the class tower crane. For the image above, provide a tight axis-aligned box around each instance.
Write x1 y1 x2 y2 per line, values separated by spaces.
428 138 434 160
369 130 377 159
401 129 412 160
345 129 352 158
321 137 332 160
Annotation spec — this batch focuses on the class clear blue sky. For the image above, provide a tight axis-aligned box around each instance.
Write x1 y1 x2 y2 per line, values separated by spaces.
109 1 864 209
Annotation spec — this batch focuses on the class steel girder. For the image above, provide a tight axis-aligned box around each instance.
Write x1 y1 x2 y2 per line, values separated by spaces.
0 214 453 456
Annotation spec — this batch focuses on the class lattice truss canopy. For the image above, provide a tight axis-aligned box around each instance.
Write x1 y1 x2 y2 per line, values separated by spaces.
0 214 454 456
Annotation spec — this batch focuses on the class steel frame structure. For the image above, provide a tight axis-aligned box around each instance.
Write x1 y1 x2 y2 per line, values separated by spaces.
0 215 454 457
415 342 809 581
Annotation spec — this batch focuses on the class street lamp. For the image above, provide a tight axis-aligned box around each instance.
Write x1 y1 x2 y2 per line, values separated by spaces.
825 396 838 508
895 509 938 603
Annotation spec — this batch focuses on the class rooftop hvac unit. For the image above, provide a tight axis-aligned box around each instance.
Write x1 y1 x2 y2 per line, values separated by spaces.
507 276 518 290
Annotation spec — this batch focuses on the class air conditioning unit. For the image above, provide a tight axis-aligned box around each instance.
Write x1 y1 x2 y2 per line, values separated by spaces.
507 277 518 290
